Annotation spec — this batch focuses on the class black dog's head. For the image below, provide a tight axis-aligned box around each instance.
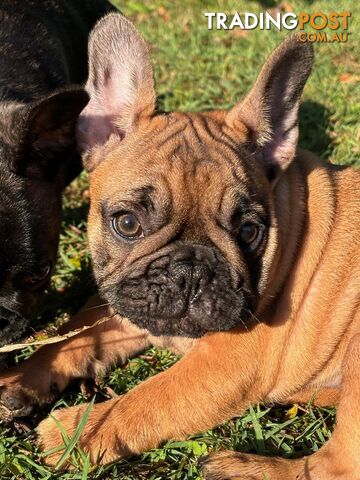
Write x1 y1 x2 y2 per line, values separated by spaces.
78 16 313 338
0 88 88 342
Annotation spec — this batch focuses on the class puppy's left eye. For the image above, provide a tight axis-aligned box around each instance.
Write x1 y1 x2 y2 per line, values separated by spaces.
239 223 259 244
112 213 143 239
238 222 264 252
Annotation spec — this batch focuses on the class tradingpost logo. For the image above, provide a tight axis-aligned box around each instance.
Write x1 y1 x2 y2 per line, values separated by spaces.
205 12 351 42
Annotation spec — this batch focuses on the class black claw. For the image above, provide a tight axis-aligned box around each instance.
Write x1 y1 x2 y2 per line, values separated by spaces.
198 454 210 469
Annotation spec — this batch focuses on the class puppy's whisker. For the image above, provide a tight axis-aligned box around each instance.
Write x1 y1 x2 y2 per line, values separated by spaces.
239 318 249 332
83 302 111 312
244 308 261 325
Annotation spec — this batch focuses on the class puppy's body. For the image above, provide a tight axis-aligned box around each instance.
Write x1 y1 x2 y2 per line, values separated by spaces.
0 15 359 479
0 0 113 349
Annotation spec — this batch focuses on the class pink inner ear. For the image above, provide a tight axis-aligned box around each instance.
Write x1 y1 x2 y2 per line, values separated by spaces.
77 65 134 152
77 112 123 152
261 105 299 171
77 14 157 154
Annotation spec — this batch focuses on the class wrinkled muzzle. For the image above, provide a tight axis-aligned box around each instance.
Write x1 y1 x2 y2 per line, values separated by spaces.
101 245 253 338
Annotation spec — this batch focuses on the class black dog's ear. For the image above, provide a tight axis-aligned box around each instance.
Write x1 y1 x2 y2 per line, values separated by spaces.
226 35 314 184
14 88 89 180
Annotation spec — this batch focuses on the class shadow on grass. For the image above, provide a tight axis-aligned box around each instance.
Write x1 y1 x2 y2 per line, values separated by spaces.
298 101 334 159
257 0 278 6
34 202 94 329
257 0 317 6
62 199 89 226
37 261 95 326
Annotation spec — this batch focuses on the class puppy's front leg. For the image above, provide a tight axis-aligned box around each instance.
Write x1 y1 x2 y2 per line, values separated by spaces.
38 326 265 465
0 296 150 418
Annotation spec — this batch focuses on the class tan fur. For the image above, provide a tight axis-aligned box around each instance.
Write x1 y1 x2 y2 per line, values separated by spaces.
0 146 358 478
0 24 359 479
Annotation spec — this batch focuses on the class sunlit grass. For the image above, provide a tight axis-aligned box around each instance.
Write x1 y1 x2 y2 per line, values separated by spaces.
0 1 358 478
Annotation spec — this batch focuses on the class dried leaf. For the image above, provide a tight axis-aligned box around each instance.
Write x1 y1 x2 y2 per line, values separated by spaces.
233 29 248 39
158 6 170 22
339 73 360 83
285 404 299 419
280 2 294 13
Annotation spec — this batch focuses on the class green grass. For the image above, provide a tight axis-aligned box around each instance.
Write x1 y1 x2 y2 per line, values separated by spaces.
1 0 359 478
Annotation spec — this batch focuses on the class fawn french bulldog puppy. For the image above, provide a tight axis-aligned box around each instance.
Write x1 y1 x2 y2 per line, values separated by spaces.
0 0 114 351
1 14 359 480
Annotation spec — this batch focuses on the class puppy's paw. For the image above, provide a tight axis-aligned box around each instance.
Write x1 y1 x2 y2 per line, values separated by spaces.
200 451 249 480
200 450 306 480
38 401 123 467
37 404 87 466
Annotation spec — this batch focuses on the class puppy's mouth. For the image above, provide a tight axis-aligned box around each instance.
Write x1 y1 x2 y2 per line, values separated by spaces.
100 247 254 338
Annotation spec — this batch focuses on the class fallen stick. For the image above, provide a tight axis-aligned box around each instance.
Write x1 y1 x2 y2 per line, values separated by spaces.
0 316 111 353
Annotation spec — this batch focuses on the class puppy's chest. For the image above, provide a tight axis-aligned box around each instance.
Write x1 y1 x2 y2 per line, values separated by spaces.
149 334 196 355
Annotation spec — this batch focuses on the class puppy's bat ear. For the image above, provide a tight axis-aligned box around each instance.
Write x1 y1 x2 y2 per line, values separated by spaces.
226 35 314 183
11 87 89 183
77 13 156 171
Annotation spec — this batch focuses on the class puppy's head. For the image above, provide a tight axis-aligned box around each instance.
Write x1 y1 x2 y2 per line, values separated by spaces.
0 88 88 338
79 14 313 337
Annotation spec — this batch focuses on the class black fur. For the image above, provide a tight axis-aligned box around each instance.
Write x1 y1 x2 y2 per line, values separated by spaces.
0 0 114 351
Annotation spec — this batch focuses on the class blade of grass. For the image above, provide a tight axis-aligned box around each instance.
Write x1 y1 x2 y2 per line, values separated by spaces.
249 405 265 455
54 398 94 470
81 453 91 480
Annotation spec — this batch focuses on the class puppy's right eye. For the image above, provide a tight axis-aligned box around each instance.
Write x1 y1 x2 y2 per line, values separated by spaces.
112 213 143 240
29 262 52 283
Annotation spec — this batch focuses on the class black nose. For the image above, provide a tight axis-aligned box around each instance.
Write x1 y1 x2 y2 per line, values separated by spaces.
170 261 212 299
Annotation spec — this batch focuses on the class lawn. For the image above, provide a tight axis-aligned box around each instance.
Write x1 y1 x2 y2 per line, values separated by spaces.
0 0 359 478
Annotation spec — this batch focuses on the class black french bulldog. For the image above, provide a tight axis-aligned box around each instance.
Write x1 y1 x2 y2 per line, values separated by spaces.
0 0 114 351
